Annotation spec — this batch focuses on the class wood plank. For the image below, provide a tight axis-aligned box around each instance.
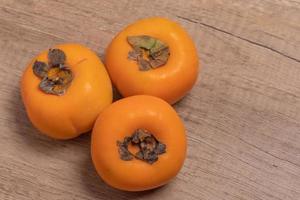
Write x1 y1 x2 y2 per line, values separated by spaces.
0 0 299 199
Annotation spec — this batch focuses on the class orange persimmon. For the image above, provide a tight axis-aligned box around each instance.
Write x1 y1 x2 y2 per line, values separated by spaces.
105 17 199 104
91 95 186 191
21 43 112 139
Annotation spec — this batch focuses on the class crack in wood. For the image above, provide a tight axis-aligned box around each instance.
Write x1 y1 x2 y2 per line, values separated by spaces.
238 137 300 168
177 15 300 63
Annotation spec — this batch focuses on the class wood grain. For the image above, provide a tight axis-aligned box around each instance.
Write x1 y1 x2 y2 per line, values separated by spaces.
0 0 299 199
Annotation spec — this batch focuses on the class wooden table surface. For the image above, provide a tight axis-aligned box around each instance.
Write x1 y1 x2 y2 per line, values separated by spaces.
0 0 300 199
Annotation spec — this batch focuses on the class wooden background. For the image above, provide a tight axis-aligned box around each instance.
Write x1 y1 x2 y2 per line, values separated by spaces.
0 0 299 199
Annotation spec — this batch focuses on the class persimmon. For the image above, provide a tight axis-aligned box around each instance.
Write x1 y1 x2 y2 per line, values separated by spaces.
105 17 199 104
21 43 113 139
91 95 186 191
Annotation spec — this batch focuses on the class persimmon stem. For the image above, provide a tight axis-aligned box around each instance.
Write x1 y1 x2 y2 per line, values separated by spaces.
33 49 73 95
127 35 170 71
117 129 166 164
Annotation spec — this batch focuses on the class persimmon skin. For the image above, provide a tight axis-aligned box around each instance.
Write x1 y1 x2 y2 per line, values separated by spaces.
105 17 199 104
21 43 113 139
91 95 186 191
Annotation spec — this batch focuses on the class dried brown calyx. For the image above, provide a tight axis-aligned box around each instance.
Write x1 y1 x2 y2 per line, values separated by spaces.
127 35 170 71
117 129 166 164
33 49 73 95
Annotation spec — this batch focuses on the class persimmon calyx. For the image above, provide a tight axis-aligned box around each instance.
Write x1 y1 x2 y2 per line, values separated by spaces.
33 49 73 95
127 35 170 71
117 129 166 164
